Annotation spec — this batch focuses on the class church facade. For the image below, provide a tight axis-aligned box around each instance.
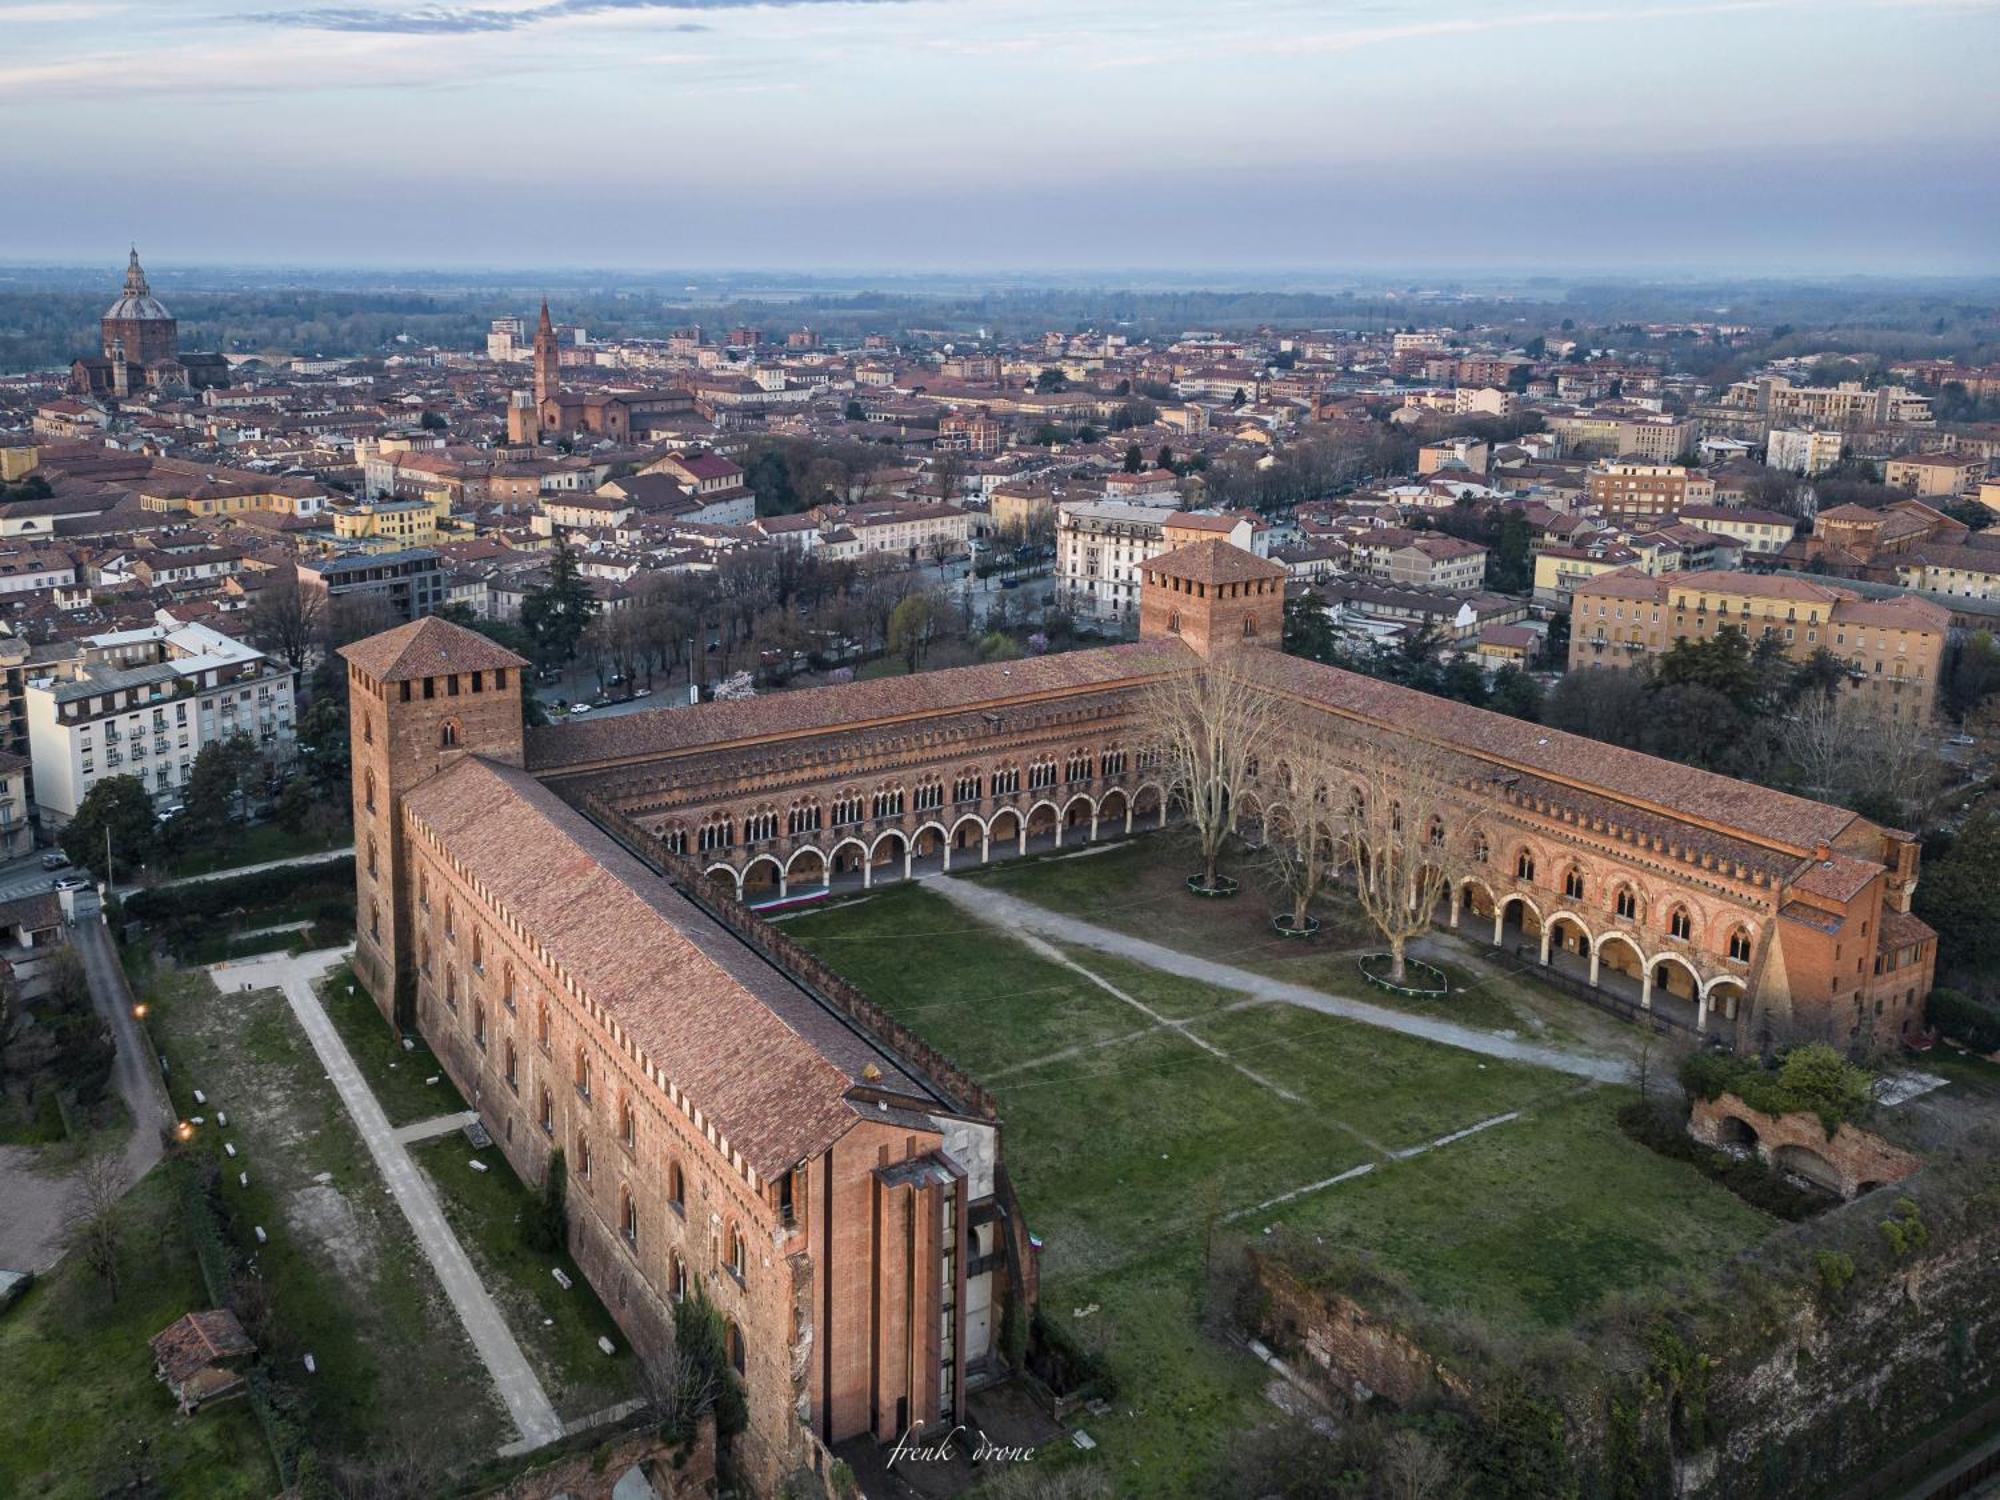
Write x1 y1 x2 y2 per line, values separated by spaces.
70 249 230 398
343 536 1935 1486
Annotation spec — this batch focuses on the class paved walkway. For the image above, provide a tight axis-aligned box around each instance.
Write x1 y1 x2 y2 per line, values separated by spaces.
209 946 563 1450
392 1110 479 1147
121 844 353 897
929 877 1632 1084
0 916 172 1274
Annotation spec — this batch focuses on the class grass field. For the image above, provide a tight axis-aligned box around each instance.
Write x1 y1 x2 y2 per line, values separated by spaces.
412 1136 644 1422
137 958 509 1477
318 960 468 1128
0 1167 276 1500
965 835 1619 1045
784 879 1774 1495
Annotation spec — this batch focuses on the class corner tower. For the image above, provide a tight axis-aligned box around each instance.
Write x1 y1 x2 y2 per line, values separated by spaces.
1139 538 1286 658
338 617 529 1031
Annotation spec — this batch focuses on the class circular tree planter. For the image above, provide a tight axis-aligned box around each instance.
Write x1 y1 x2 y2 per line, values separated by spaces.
1357 953 1449 998
1271 912 1321 939
1186 873 1240 898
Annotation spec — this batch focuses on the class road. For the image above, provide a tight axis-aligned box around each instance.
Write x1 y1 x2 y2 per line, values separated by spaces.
0 913 172 1274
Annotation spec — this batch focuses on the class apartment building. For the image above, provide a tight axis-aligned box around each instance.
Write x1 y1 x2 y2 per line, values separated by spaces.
298 548 447 623
1569 570 1947 720
1884 454 1984 500
27 614 298 823
1677 504 1797 556
1587 462 1716 519
1056 500 1182 623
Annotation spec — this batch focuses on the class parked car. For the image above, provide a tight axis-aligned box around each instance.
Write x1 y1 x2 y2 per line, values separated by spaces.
569 703 592 716
53 873 91 892
40 851 69 871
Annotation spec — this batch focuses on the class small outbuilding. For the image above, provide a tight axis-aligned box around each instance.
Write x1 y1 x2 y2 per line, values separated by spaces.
150 1308 255 1414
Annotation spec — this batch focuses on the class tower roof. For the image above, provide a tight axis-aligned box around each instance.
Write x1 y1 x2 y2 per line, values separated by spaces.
105 246 171 323
338 615 528 683
537 299 554 335
1145 537 1286 588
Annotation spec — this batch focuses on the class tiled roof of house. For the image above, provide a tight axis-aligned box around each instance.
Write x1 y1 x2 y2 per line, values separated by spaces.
151 1309 254 1385
337 615 527 683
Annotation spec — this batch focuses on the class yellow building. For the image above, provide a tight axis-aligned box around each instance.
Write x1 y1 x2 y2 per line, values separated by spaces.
0 442 37 483
1570 568 1948 721
330 498 438 551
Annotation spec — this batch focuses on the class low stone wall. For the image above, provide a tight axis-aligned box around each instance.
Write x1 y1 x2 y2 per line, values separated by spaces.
1249 1250 1463 1409
476 1420 715 1500
1688 1093 1921 1200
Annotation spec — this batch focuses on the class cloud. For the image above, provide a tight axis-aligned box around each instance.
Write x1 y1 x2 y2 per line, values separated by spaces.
251 0 913 33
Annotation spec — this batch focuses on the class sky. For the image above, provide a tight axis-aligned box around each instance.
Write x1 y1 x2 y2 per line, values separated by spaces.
3 0 1998 275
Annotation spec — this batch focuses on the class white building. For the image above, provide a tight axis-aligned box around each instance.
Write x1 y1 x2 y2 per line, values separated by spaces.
27 613 297 824
1056 501 1182 623
1766 428 1845 476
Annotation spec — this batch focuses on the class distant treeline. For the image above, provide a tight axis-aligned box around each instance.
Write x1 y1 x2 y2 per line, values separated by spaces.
3 271 1997 374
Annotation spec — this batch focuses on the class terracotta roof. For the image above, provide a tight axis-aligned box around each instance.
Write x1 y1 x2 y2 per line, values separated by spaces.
1145 537 1286 587
402 757 935 1177
151 1310 254 1385
1238 650 1860 855
338 616 527 683
528 638 1196 774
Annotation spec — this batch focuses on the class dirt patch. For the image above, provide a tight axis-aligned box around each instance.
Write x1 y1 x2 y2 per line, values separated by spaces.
286 1181 378 1282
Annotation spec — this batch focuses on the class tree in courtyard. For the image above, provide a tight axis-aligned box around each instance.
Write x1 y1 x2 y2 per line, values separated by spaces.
1123 443 1144 473
1782 690 1935 823
174 732 263 850
1140 662 1278 893
1259 719 1343 932
61 774 157 878
1340 739 1471 984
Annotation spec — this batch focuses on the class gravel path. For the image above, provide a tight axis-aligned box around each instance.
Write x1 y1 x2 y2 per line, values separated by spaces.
930 876 1632 1084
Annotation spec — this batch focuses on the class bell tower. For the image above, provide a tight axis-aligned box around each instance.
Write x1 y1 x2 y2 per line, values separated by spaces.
339 617 529 1031
532 298 560 408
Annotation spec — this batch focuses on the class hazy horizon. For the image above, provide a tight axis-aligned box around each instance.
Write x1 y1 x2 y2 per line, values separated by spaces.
5 0 1997 276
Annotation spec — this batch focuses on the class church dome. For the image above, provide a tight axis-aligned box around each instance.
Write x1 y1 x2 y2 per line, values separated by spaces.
105 247 171 322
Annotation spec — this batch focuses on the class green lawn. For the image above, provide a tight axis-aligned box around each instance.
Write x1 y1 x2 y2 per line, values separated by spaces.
412 1137 644 1422
961 835 1614 1041
0 1168 276 1500
152 822 348 880
137 960 508 1476
785 881 1776 1495
318 961 469 1128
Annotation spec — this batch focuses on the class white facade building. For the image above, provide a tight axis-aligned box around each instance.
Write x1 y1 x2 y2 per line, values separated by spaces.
1055 501 1182 624
27 613 298 824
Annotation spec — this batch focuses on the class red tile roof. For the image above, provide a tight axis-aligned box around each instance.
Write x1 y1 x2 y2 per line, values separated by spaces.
403 757 930 1177
338 616 528 683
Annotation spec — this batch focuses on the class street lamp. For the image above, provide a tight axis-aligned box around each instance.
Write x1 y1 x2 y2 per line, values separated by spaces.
175 1120 194 1142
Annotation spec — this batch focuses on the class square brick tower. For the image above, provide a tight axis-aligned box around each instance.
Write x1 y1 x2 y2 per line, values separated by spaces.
339 617 529 1031
1139 537 1287 657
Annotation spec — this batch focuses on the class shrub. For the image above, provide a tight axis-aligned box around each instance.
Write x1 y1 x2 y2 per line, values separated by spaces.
1813 1249 1856 1298
1880 1198 1929 1257
1677 1044 1872 1134
1927 987 2000 1052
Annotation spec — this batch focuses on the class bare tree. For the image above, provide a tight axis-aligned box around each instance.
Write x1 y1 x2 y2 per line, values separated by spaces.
1141 662 1277 893
66 1148 127 1302
1260 716 1344 932
1783 691 1938 825
247 568 324 674
1380 1429 1464 1500
1340 737 1470 983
